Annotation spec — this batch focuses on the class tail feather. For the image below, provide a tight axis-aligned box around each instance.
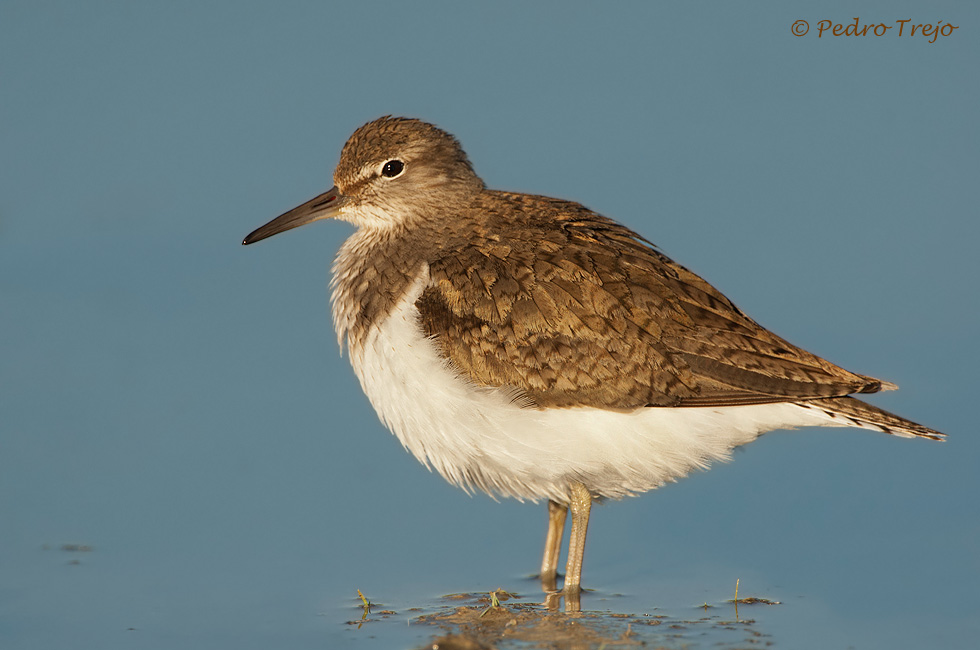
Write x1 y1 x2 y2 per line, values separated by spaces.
798 396 945 441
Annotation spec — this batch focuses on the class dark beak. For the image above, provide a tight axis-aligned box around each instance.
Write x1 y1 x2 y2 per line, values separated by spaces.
242 186 348 245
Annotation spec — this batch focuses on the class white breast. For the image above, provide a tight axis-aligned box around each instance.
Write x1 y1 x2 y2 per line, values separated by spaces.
341 267 845 503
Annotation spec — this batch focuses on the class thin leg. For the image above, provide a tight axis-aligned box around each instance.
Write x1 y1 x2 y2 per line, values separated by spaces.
563 481 592 612
540 500 567 593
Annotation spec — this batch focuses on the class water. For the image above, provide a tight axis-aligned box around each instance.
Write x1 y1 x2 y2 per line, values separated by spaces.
2 2 977 648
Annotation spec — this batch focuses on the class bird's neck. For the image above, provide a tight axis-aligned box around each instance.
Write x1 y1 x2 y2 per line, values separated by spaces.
329 190 515 354
330 223 433 355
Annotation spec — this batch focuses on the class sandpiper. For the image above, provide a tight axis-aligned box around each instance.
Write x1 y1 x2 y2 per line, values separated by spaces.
243 116 944 611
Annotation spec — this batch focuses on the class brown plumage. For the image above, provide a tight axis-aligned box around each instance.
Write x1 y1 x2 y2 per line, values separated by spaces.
418 190 902 411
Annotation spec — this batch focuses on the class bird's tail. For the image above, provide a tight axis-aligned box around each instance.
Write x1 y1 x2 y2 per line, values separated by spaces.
797 396 945 441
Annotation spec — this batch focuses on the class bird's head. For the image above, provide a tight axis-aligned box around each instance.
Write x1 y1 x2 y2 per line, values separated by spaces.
243 116 483 245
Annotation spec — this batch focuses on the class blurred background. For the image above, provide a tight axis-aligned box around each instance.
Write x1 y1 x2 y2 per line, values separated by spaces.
2 1 976 648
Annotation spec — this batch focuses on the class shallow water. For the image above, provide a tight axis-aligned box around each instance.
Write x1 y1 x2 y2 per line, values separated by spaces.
345 588 781 649
2 2 977 648
5 435 974 650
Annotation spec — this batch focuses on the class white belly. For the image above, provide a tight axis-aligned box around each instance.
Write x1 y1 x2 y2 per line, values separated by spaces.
344 270 841 503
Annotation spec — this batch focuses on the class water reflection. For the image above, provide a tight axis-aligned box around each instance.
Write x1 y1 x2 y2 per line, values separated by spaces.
349 590 777 649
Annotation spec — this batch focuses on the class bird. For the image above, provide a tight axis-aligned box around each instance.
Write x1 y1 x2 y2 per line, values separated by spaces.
243 116 944 612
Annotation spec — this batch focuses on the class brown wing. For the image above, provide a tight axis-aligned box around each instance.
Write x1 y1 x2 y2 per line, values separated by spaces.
417 191 885 410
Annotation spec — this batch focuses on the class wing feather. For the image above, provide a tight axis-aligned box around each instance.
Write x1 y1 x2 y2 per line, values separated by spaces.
417 191 882 410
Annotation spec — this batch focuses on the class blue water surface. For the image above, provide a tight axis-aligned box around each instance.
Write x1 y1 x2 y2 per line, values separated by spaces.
2 2 977 648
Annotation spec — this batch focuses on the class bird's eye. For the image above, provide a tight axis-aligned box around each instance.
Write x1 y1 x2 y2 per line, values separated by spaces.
381 160 405 178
